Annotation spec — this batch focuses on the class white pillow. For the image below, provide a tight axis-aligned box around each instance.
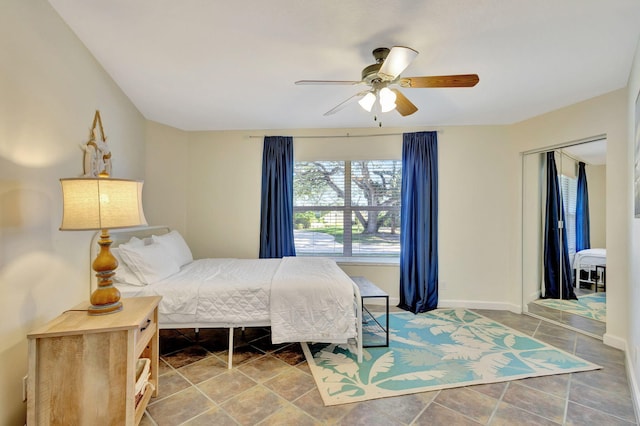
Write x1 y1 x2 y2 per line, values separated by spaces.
111 248 145 286
118 242 180 285
151 230 193 267
122 236 145 248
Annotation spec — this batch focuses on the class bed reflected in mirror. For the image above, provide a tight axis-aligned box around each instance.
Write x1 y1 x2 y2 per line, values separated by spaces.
522 139 607 339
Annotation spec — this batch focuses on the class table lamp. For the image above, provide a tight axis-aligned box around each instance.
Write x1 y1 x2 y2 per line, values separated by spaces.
60 177 147 315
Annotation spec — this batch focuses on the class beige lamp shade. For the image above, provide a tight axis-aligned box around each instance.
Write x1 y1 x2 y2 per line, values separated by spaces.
60 177 147 230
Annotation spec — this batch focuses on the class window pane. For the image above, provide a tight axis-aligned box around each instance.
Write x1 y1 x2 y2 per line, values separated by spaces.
560 175 577 257
351 160 401 207
294 161 345 206
351 209 400 257
294 210 344 256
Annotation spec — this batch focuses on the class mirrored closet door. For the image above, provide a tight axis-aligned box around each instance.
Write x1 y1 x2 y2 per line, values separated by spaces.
522 139 607 338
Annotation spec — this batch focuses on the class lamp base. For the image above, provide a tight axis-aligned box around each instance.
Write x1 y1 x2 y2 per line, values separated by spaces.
88 300 123 315
89 229 123 315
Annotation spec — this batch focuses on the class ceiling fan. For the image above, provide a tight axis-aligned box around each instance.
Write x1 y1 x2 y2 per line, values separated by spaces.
295 46 479 117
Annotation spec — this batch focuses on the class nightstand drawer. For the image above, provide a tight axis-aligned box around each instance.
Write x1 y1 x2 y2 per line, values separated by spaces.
135 310 157 356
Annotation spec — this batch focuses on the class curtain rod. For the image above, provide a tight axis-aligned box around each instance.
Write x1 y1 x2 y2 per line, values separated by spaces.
248 130 442 139
560 150 589 166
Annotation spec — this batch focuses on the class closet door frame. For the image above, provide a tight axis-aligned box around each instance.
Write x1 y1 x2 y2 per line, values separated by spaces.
520 135 606 338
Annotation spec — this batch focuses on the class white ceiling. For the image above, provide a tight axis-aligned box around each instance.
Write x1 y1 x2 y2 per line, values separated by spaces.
563 139 608 165
48 0 640 132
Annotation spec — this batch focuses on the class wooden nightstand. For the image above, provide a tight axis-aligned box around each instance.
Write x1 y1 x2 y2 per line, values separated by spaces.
26 296 161 426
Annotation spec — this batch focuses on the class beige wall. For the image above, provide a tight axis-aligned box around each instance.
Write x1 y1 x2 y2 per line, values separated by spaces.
0 1 146 424
587 164 606 248
437 126 520 309
145 121 189 235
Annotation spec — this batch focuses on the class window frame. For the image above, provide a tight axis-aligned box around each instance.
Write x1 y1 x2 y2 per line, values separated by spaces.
293 160 401 260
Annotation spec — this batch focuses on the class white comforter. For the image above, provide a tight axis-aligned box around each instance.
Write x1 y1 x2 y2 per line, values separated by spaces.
115 257 357 344
116 258 279 325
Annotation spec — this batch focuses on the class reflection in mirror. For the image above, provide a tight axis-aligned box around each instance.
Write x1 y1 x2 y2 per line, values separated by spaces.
522 138 607 339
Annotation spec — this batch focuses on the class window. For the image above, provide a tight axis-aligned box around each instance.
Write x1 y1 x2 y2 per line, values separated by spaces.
293 160 401 258
560 174 577 258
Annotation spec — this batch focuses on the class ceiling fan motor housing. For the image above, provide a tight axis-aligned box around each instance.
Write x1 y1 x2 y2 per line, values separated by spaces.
372 47 390 62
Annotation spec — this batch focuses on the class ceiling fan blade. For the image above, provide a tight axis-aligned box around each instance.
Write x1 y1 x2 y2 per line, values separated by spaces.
295 80 362 85
390 89 418 116
399 74 479 88
378 46 418 80
323 91 370 116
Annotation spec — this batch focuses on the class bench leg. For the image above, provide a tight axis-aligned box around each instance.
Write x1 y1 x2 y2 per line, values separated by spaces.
228 327 234 369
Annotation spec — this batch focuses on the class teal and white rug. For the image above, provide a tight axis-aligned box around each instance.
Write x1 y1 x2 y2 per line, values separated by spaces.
302 309 600 406
533 293 606 322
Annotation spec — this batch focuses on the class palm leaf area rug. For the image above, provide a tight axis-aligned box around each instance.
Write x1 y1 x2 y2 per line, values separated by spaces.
533 293 606 322
302 308 600 406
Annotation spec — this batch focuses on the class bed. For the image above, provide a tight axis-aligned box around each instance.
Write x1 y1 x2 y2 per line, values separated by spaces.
91 226 363 368
573 248 606 290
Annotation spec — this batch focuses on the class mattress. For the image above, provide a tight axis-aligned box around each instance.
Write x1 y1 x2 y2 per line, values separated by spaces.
574 248 606 268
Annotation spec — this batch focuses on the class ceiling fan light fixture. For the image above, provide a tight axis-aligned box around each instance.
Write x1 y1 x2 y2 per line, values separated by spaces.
379 87 397 112
358 92 376 112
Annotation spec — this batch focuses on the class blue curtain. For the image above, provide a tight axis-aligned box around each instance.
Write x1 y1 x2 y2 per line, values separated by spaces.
398 131 438 313
259 136 296 258
543 152 576 300
576 161 591 252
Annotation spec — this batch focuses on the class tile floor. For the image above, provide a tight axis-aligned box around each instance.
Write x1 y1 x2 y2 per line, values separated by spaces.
140 308 638 425
526 287 606 338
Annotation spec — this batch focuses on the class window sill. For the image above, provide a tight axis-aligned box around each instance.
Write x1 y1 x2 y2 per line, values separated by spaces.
333 257 399 267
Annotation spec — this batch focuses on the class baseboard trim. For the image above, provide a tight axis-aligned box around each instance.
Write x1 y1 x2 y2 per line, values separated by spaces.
624 342 640 423
603 332 626 351
438 299 521 314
